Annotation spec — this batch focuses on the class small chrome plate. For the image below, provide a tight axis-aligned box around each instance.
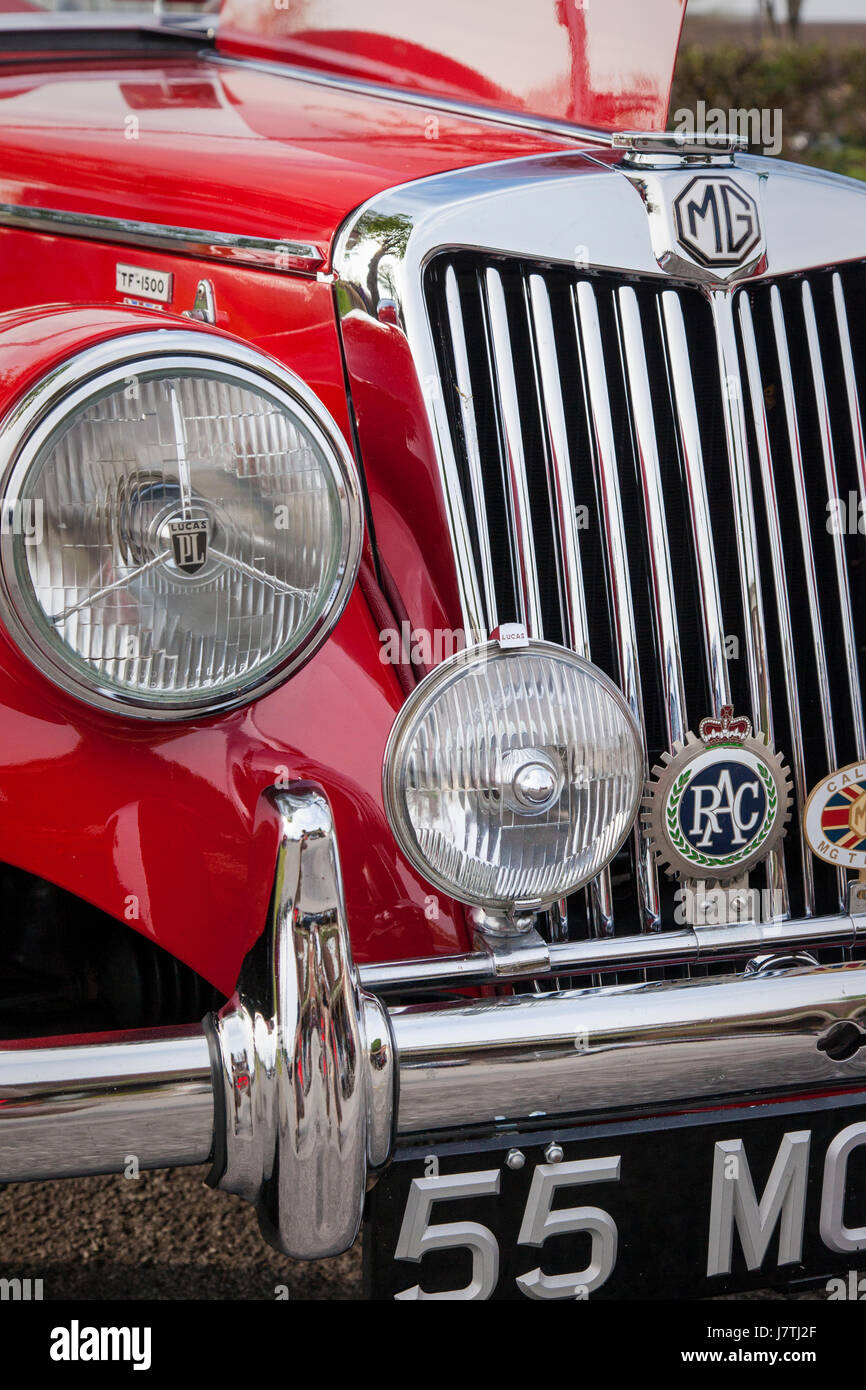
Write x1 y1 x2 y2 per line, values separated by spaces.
116 262 173 304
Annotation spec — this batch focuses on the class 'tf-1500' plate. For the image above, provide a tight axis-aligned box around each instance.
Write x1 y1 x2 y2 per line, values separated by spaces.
115 262 173 302
365 1092 866 1299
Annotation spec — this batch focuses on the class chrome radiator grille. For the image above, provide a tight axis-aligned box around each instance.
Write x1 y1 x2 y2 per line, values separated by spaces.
426 254 866 946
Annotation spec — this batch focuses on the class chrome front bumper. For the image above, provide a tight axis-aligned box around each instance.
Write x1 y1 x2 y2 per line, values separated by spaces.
2 787 866 1260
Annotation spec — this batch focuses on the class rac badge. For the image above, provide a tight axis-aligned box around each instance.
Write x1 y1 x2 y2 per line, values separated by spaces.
804 761 866 870
644 705 791 882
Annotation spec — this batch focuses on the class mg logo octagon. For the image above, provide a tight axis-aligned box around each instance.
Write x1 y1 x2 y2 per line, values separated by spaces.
673 175 762 269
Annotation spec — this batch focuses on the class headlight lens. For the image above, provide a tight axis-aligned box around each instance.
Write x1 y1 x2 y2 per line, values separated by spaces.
0 332 362 717
383 640 644 910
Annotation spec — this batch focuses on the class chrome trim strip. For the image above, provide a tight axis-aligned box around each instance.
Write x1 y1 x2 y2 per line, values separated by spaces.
802 281 866 758
0 1025 213 1182
617 285 686 747
206 50 610 148
484 266 543 636
573 280 659 930
0 202 324 275
359 910 861 993
444 264 498 631
710 289 788 919
738 293 814 914
211 788 394 1259
392 960 866 1133
658 291 730 715
526 272 613 937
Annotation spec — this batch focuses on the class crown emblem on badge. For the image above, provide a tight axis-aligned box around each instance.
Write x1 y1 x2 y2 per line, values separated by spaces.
698 705 752 748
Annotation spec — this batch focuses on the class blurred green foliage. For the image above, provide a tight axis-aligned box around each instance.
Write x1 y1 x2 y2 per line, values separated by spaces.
670 42 866 181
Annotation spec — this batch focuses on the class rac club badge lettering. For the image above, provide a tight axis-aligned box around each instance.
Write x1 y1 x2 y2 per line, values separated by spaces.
804 761 866 870
644 705 791 881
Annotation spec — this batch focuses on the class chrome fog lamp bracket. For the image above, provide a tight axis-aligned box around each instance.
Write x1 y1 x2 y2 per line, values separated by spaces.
206 787 394 1260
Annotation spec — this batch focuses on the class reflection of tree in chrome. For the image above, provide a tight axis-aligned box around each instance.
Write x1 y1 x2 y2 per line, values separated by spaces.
672 20 866 181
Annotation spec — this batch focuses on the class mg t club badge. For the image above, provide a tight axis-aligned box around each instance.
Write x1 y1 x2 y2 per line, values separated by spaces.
168 517 208 575
644 706 791 883
804 762 866 870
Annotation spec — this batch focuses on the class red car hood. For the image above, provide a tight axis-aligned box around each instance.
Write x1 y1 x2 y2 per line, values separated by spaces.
217 0 687 132
0 53 575 258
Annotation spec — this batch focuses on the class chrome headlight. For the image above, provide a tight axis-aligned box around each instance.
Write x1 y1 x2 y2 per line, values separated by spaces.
0 331 362 718
383 640 644 911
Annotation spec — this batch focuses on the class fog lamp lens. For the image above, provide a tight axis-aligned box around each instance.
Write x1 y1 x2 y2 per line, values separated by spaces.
383 640 644 910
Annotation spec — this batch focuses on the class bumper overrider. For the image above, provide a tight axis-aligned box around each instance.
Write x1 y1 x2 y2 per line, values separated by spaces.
2 787 866 1260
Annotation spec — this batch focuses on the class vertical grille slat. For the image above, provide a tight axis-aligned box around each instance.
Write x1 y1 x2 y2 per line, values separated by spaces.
443 265 499 634
658 291 730 718
483 267 544 637
738 293 815 914
526 272 614 938
572 279 660 933
617 286 687 749
768 284 846 911
802 282 866 760
426 251 866 948
832 273 866 513
526 274 591 658
711 291 789 920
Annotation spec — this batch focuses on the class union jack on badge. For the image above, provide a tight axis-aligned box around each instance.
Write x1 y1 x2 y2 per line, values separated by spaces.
804 761 866 869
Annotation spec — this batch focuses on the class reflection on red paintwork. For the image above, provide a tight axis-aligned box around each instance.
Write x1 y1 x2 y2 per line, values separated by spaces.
218 0 687 132
0 58 565 258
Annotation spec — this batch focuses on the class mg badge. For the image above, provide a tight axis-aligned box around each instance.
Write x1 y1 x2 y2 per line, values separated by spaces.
168 517 208 575
672 175 761 269
644 706 791 882
804 761 866 870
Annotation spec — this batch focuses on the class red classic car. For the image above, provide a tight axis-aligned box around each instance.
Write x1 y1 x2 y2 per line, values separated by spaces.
0 1 866 1303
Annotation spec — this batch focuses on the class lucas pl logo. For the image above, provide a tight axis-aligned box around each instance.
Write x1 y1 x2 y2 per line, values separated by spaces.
168 516 208 575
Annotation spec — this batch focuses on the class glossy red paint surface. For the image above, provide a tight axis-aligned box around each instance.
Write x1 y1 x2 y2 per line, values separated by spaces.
0 57 566 262
340 311 465 651
218 0 686 132
0 300 471 993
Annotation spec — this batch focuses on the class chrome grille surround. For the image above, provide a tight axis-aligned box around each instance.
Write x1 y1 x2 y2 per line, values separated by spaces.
334 152 866 968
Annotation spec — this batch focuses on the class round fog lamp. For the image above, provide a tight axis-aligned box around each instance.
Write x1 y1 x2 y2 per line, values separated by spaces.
383 640 644 910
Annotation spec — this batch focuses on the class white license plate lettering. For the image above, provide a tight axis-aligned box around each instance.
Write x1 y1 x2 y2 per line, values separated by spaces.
387 1115 866 1298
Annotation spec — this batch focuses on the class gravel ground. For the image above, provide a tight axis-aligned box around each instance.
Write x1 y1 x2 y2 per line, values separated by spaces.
0 1167 361 1300
0 1166 821 1301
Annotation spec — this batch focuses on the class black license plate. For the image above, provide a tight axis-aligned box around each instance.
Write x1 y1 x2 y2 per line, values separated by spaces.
365 1091 866 1299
